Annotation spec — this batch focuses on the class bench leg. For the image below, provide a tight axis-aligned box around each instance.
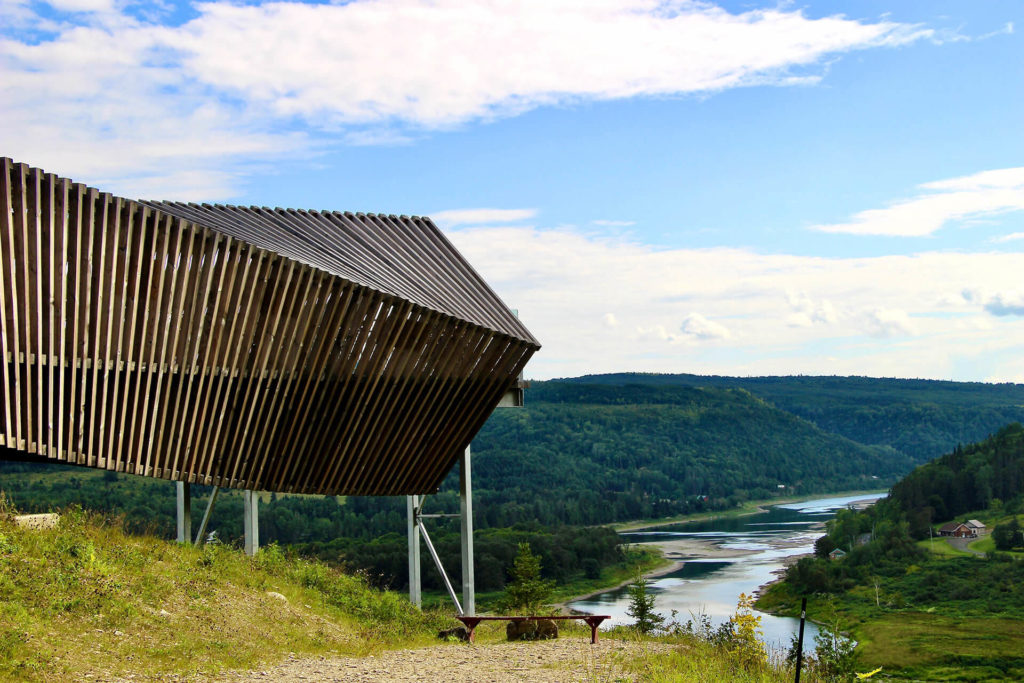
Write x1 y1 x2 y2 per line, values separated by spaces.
583 616 607 644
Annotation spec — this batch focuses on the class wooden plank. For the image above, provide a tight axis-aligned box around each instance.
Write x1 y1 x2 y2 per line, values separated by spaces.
284 288 379 492
267 280 361 491
152 221 198 477
245 269 326 488
106 201 140 471
207 249 267 484
66 182 87 463
54 178 69 461
0 159 19 445
130 213 171 475
167 230 221 481
87 192 113 466
221 257 296 487
179 236 235 482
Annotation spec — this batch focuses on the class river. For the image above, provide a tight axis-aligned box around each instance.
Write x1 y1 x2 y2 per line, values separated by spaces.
568 492 884 652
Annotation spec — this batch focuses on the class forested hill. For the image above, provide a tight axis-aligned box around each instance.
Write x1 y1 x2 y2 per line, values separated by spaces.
467 382 909 526
888 422 1024 528
558 373 1024 464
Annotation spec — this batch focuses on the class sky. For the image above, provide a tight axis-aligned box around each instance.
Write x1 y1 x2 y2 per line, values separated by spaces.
2 0 1023 382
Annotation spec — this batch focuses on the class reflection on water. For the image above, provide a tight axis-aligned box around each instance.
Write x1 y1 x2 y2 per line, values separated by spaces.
568 493 883 652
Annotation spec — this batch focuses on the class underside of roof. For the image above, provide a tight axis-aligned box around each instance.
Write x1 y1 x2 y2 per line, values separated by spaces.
0 157 539 496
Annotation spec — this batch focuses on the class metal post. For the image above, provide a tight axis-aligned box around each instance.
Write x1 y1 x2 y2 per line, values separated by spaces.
794 596 807 683
243 490 259 556
460 445 475 616
194 486 220 545
407 494 422 608
419 519 463 614
176 481 191 544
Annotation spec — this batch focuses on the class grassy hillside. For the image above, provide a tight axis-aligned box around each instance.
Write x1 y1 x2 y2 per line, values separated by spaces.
0 502 809 683
561 373 1024 463
0 502 452 682
757 425 1024 681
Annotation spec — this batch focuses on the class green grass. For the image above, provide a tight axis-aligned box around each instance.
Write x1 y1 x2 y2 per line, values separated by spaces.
0 504 455 682
600 634 793 683
918 538 973 556
855 612 1024 681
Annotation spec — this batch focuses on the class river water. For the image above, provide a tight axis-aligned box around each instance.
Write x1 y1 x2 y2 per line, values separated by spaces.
568 492 883 652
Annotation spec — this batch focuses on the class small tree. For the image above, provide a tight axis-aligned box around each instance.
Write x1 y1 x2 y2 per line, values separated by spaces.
993 518 1021 551
502 542 554 613
626 574 665 635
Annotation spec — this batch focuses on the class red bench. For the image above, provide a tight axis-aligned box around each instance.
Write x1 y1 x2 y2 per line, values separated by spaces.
454 615 611 644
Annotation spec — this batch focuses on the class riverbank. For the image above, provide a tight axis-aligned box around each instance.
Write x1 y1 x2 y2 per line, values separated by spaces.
558 536 764 607
611 488 888 532
554 491 886 613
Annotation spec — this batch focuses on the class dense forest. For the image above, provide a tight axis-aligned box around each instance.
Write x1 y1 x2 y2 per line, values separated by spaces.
563 374 1024 463
466 381 908 526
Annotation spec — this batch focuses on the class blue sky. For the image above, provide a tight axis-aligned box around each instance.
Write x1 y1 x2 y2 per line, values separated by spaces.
2 0 1023 381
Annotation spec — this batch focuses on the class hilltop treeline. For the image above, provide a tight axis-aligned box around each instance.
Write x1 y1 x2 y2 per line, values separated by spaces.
563 373 1024 463
888 423 1024 535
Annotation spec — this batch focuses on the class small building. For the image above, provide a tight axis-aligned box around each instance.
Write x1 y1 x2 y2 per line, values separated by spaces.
829 548 847 560
938 522 976 538
965 520 987 535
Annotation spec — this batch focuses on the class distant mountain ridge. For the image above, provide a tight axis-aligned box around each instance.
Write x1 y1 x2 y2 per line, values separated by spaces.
551 373 1024 464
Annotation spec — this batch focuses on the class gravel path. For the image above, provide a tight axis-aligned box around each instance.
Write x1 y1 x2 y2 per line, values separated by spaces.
214 638 676 682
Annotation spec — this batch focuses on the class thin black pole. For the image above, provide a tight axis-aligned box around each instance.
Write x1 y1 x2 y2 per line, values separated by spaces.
794 597 807 683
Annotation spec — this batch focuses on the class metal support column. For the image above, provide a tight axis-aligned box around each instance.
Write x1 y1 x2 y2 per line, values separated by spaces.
243 490 259 556
194 486 220 545
460 445 475 616
407 494 422 608
176 481 191 544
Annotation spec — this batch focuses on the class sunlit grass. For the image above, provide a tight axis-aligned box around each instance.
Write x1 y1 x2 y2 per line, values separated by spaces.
0 504 455 682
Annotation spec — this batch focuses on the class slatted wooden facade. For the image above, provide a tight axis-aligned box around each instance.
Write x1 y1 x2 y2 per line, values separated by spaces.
0 158 538 495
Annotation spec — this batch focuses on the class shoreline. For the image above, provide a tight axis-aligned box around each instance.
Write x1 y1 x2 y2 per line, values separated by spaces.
611 488 887 532
561 491 884 610
558 536 762 608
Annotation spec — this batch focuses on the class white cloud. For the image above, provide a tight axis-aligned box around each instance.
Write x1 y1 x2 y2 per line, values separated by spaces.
0 0 928 197
431 208 537 228
992 231 1024 243
603 313 620 328
443 223 1024 380
785 291 837 327
811 167 1024 237
593 220 636 227
861 308 918 338
680 313 731 340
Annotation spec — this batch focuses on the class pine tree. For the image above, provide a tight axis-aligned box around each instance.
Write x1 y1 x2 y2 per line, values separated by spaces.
626 574 665 634
502 542 554 613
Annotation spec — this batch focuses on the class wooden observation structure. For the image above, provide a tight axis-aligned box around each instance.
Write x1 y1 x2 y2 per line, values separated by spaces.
0 158 539 613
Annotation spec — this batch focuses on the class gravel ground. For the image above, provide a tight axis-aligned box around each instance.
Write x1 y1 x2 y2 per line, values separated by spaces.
212 638 676 682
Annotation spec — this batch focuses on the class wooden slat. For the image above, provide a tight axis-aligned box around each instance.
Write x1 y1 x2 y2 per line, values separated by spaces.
0 158 539 496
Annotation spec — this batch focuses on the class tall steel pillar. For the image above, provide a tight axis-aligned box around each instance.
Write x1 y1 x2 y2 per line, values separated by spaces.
243 490 259 556
407 494 422 607
460 445 475 616
176 482 191 544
